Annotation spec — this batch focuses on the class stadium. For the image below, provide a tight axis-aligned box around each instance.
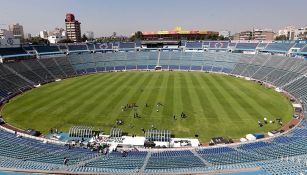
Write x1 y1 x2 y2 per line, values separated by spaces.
0 40 306 175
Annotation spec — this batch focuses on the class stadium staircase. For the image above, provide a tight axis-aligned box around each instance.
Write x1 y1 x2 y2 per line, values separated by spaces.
139 152 151 173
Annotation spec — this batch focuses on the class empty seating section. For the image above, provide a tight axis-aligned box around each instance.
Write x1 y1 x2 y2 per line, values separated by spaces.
33 45 61 54
237 141 273 150
119 42 135 49
22 59 54 82
77 151 146 173
86 43 95 51
71 54 98 73
53 57 76 76
145 150 205 173
67 44 89 52
228 42 237 48
301 45 307 53
198 149 266 165
185 41 203 49
0 47 30 58
5 61 45 84
39 58 66 78
0 49 307 174
235 43 259 50
94 43 113 50
0 64 31 91
209 42 229 49
22 46 34 52
58 45 68 50
264 43 295 53
252 66 274 80
293 43 306 49
256 43 268 49
197 147 236 154
0 130 97 168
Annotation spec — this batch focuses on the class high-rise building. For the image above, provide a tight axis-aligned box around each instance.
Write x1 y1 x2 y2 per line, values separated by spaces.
8 23 24 40
65 13 81 42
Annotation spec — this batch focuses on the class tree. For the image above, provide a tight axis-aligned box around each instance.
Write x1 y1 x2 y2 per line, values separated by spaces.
275 35 288 40
82 34 88 42
24 37 49 45
57 39 73 43
208 34 218 40
130 31 143 41
218 35 225 40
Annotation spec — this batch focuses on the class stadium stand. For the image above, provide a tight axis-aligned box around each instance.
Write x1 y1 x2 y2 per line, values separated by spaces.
67 44 89 53
0 46 306 174
209 41 229 50
118 42 136 50
33 45 61 55
0 47 32 58
86 43 95 51
300 44 307 53
263 42 295 53
94 42 113 51
185 41 203 49
235 43 259 51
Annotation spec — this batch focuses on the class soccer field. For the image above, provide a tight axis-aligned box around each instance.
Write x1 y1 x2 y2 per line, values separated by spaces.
2 71 293 142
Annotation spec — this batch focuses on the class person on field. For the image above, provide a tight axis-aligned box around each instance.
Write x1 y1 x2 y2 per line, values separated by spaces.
264 117 268 124
258 120 263 127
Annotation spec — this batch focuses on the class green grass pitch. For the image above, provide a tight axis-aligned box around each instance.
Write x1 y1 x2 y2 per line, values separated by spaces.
2 71 293 142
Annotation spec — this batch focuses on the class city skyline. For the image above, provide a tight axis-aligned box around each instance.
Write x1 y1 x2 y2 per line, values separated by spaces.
0 0 306 37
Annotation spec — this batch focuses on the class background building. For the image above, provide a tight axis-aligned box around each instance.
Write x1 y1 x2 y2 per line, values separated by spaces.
233 29 274 41
278 26 296 40
294 27 307 40
47 28 67 44
48 35 66 44
65 13 81 42
39 30 48 39
253 29 275 41
0 29 14 39
142 27 218 41
8 23 24 40
233 31 252 40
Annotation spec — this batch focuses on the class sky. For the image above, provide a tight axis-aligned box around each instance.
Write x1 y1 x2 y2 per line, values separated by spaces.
0 0 306 37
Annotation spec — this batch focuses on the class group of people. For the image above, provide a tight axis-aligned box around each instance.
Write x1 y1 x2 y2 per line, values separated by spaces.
258 117 283 127
134 112 140 118
121 103 138 111
173 112 188 120
156 102 163 112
